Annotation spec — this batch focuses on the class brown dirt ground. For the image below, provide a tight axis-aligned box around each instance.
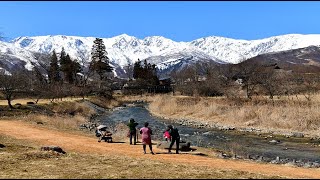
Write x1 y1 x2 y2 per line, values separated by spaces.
1 120 320 179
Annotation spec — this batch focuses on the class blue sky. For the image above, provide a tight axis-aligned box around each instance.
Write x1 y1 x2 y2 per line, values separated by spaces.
0 1 320 42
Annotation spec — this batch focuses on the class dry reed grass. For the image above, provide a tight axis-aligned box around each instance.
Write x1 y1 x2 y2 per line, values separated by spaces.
13 101 96 131
148 94 320 137
88 97 121 109
21 114 87 131
115 94 155 103
48 101 95 118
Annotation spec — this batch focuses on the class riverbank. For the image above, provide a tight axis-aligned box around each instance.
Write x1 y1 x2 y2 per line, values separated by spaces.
116 94 320 139
89 97 320 168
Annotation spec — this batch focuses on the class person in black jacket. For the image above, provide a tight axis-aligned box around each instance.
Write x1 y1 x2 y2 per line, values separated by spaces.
127 118 138 145
167 125 180 154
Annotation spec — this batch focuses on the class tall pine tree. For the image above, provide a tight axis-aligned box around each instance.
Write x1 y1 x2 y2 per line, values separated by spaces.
48 50 60 83
133 59 142 79
90 38 113 80
59 47 68 83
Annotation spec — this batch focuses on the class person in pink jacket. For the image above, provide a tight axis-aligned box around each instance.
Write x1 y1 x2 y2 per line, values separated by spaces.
139 122 155 155
163 130 171 142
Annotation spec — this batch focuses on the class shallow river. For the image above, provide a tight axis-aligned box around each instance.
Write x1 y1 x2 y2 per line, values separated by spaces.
96 102 320 165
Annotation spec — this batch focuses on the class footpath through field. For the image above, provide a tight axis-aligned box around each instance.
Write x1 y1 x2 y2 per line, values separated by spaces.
1 120 320 178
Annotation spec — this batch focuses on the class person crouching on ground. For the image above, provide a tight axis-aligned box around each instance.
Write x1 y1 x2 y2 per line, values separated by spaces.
127 118 138 145
139 122 155 155
167 125 180 154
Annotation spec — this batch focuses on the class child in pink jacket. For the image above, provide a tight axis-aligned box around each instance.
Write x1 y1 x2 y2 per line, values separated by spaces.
163 130 171 142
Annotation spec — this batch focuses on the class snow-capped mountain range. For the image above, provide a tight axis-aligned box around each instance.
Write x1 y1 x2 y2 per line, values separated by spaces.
2 33 320 77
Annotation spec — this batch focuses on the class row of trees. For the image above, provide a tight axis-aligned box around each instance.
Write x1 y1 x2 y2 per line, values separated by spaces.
47 38 113 86
123 59 160 95
48 48 81 84
133 59 159 85
171 61 320 102
0 38 114 108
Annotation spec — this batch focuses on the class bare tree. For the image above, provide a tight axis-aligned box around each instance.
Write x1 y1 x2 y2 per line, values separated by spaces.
212 63 239 98
172 66 198 96
256 66 279 99
0 71 29 108
197 63 224 96
295 73 320 102
234 60 260 99
75 50 91 86
28 66 48 103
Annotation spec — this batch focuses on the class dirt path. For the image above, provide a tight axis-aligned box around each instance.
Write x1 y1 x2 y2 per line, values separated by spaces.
1 120 320 178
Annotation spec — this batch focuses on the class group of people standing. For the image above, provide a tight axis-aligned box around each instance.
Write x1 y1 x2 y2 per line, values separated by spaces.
127 118 180 154
96 118 181 154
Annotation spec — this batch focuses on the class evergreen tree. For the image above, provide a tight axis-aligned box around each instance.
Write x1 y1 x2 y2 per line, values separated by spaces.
133 59 143 79
150 64 159 85
48 50 60 83
64 54 74 84
59 47 68 82
90 38 113 80
59 47 81 84
60 47 67 61
132 59 159 85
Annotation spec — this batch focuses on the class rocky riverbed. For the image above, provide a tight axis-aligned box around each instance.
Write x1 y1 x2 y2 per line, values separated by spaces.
150 112 320 140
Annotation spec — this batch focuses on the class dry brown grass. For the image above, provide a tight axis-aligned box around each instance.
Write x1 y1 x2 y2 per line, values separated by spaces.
148 94 320 137
0 135 279 179
88 97 121 109
1 101 96 132
0 97 87 106
0 101 95 132
47 101 95 118
20 114 88 131
115 94 155 103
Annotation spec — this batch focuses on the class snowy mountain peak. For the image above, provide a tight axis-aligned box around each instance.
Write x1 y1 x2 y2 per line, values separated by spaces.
0 40 39 72
3 33 320 78
113 33 133 39
142 36 181 47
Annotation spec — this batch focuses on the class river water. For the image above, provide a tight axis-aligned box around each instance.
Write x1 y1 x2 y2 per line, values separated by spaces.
96 101 320 166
